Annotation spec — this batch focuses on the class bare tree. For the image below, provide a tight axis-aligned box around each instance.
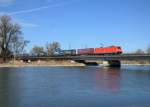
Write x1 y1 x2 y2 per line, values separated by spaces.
46 41 60 56
0 15 21 61
11 35 29 57
31 46 45 56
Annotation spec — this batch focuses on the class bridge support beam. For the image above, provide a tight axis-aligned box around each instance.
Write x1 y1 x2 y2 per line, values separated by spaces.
102 60 121 67
75 60 98 66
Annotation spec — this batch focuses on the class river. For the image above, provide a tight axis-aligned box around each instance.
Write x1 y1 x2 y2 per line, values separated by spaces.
0 65 150 107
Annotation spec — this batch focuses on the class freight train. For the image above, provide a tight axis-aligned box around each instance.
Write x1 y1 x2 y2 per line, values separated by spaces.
54 46 122 56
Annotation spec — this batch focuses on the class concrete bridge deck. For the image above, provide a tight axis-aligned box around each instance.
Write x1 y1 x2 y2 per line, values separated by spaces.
18 54 150 61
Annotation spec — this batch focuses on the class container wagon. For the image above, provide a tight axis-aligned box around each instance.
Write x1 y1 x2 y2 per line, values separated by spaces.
62 49 76 55
77 48 94 55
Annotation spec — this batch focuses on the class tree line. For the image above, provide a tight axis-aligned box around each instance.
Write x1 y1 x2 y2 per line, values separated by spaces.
31 42 60 56
134 47 150 54
0 15 60 62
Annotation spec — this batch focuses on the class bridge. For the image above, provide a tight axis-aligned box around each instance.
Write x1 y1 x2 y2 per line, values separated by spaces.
17 54 150 67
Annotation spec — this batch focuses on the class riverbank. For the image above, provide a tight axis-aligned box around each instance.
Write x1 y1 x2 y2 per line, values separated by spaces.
0 60 85 68
0 60 150 67
0 64 85 68
121 61 150 65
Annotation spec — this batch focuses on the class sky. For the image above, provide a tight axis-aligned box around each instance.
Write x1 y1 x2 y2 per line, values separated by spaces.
0 0 150 53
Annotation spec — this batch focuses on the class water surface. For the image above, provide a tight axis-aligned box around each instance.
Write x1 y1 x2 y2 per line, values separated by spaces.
0 65 150 107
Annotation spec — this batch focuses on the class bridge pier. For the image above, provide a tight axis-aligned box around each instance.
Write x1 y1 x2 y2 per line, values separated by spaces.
102 60 121 67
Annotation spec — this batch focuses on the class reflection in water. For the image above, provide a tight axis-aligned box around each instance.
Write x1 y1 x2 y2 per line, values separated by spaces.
0 66 150 107
94 68 121 92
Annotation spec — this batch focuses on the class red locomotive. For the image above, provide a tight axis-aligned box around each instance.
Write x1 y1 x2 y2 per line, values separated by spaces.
77 46 122 55
94 46 122 55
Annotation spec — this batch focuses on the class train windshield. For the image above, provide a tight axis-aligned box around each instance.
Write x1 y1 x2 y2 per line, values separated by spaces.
118 47 121 49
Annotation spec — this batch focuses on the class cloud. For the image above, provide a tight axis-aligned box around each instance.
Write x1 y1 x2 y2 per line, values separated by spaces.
9 5 53 15
1 1 69 16
0 0 74 28
0 14 39 28
0 12 7 15
13 18 39 28
0 0 15 5
20 22 39 28
0 5 59 16
0 0 77 16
